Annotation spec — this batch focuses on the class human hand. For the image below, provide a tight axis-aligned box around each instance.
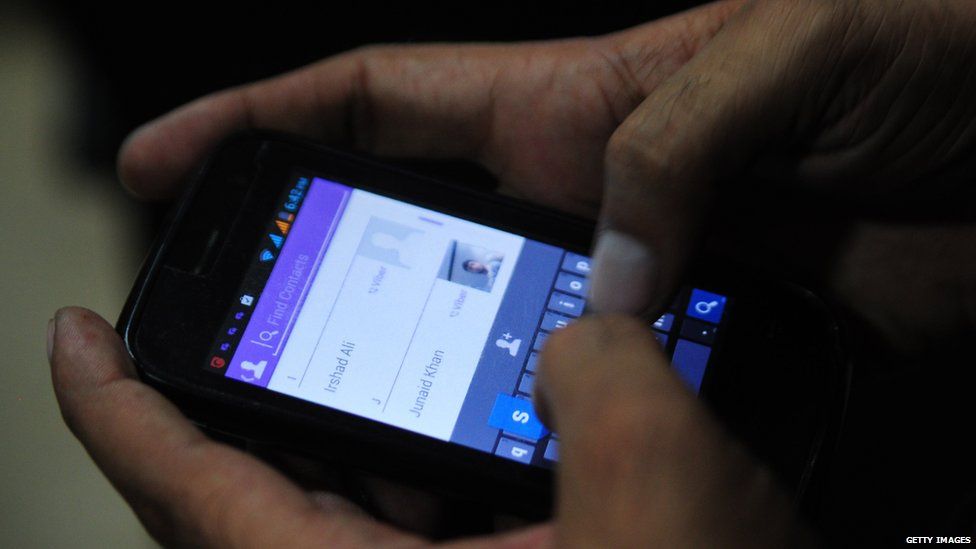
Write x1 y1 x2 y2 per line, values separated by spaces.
49 307 810 547
91 2 824 544
117 1 743 217
590 0 976 358
111 4 751 532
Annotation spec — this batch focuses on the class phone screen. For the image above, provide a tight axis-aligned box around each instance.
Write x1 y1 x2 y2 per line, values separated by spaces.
204 174 728 468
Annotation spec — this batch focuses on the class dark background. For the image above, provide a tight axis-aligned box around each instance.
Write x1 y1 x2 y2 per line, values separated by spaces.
41 1 976 545
48 1 700 170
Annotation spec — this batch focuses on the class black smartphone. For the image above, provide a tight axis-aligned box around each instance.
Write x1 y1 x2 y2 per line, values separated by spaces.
119 131 849 517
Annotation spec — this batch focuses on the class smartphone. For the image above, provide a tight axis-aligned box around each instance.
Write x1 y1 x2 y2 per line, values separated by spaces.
119 131 849 517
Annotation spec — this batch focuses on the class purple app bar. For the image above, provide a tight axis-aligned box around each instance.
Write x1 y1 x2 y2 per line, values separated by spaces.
226 178 351 387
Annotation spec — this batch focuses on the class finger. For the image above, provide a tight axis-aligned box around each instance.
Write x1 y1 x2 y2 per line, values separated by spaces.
48 307 415 547
118 43 507 201
120 0 748 205
440 524 553 549
588 0 850 314
535 316 806 547
307 491 370 518
359 474 457 536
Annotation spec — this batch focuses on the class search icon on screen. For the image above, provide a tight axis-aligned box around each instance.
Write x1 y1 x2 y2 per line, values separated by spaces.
686 289 727 324
694 301 720 315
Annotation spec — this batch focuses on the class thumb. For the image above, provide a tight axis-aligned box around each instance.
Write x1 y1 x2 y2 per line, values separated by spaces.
589 0 847 314
535 316 810 548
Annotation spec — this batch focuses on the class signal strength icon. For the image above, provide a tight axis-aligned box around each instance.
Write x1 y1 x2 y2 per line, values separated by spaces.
269 234 283 249
275 220 291 235
259 249 275 262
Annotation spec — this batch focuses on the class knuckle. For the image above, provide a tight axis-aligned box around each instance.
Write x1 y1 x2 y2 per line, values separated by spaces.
605 118 674 194
604 122 643 173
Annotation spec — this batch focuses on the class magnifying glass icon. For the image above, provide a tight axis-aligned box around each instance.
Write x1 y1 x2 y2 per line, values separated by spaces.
694 301 720 315
259 330 279 342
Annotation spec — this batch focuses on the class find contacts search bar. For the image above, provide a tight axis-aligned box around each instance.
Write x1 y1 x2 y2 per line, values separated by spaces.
226 178 352 387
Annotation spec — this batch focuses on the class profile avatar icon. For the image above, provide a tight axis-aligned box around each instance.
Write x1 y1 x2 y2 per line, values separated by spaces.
463 253 503 288
437 241 505 292
462 259 489 274
370 231 422 267
357 217 425 268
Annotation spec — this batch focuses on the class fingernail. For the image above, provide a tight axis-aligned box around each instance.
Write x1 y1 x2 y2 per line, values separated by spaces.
589 229 656 314
46 317 56 363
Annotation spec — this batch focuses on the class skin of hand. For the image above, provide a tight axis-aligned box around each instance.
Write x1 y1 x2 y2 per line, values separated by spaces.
48 2 818 546
117 1 744 214
588 0 976 360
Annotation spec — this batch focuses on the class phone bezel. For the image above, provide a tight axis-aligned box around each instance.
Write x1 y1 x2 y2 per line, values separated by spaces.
119 131 848 516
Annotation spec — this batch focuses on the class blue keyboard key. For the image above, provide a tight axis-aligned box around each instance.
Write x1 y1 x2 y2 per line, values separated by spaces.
686 289 727 324
544 438 560 461
488 394 549 441
533 331 549 352
517 372 536 396
653 331 669 348
672 339 711 393
652 312 675 332
680 318 718 345
541 311 573 332
561 253 592 277
525 352 539 373
496 437 535 464
548 292 584 317
554 272 588 297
